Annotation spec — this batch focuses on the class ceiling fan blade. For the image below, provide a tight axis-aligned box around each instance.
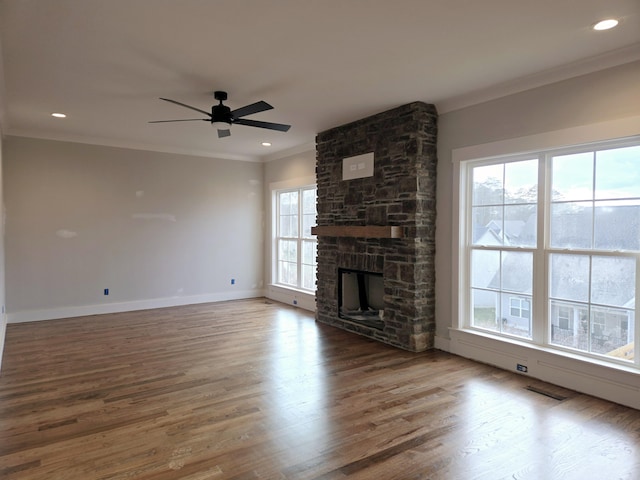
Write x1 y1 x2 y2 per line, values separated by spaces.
148 119 207 123
231 101 273 119
217 129 231 138
234 118 291 132
159 98 211 117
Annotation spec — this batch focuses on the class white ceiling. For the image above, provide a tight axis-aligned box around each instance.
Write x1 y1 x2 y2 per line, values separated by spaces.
0 0 639 161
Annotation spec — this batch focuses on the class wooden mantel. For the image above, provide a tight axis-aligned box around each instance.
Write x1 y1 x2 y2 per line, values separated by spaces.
310 225 404 239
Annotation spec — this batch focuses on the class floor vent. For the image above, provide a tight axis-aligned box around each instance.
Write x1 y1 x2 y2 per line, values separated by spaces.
525 386 567 401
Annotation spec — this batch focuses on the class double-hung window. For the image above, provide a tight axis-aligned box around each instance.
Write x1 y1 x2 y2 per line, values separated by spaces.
275 186 317 291
464 137 640 367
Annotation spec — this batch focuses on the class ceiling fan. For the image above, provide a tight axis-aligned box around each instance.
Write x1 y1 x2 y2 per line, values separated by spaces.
149 91 291 138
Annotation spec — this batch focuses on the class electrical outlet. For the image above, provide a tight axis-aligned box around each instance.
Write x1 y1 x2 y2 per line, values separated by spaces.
517 364 528 373
231 279 235 285
104 288 109 295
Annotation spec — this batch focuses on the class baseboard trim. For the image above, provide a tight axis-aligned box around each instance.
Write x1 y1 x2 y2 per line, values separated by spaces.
7 289 266 323
433 335 451 352
0 313 6 370
266 285 316 312
449 328 640 410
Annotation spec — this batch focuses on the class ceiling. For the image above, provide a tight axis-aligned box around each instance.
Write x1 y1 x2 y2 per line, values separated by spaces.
0 0 639 161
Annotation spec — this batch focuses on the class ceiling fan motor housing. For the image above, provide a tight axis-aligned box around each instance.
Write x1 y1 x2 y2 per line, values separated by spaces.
211 103 232 125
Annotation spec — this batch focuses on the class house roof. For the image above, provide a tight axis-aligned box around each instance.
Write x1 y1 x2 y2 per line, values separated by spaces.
484 206 638 307
0 1 639 161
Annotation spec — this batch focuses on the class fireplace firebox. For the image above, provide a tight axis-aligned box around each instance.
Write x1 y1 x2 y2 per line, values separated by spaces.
338 268 384 330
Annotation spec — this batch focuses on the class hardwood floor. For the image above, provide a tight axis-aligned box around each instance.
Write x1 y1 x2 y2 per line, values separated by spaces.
0 298 639 479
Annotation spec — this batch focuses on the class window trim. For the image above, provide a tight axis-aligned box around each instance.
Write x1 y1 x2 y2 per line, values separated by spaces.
457 132 640 370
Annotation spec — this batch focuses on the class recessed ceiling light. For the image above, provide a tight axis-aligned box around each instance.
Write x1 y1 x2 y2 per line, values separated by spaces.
51 112 67 118
593 19 619 31
261 142 272 147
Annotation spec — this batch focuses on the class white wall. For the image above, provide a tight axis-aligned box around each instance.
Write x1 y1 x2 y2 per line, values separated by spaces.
263 149 316 311
435 60 640 408
4 137 265 322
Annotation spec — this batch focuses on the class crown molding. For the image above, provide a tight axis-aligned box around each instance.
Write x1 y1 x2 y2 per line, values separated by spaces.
260 140 316 162
437 43 640 114
4 129 262 162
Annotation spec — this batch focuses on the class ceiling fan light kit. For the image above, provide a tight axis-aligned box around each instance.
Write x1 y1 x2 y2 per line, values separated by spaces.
149 90 291 138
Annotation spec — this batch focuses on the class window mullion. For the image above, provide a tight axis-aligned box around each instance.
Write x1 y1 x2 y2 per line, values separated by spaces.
297 196 303 289
531 154 547 344
275 192 282 285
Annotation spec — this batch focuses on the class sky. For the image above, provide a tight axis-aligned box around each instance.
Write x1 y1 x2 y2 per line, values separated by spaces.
472 145 640 204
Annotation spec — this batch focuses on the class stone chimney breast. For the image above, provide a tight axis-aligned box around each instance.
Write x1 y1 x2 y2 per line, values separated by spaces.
314 102 438 352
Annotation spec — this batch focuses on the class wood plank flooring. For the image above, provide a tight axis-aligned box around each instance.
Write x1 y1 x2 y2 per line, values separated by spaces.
0 298 639 479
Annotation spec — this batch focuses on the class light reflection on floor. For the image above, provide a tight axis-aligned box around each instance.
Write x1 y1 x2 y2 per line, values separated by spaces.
264 308 332 463
443 376 640 479
231 303 640 479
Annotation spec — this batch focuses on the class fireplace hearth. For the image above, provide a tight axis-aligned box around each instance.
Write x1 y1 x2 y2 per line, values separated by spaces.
314 101 438 352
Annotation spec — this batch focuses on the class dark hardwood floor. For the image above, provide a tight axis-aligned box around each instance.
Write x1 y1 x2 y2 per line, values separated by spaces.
0 298 639 479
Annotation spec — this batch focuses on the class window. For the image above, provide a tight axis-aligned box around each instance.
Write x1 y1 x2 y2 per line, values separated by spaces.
464 138 640 366
557 306 572 331
275 186 317 291
470 159 536 339
510 297 530 319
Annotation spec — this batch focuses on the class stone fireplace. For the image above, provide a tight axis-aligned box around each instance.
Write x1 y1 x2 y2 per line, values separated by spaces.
313 101 437 352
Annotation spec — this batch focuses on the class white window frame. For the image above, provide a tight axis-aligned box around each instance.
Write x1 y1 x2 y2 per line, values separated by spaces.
458 133 640 370
273 184 317 292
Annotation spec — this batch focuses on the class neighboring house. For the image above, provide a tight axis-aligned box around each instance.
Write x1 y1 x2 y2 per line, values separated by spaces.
548 253 635 357
549 300 634 356
486 249 533 337
474 207 636 357
549 206 637 357
473 215 534 336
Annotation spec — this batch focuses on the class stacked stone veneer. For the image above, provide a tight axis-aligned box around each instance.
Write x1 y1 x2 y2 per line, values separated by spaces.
315 102 438 352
